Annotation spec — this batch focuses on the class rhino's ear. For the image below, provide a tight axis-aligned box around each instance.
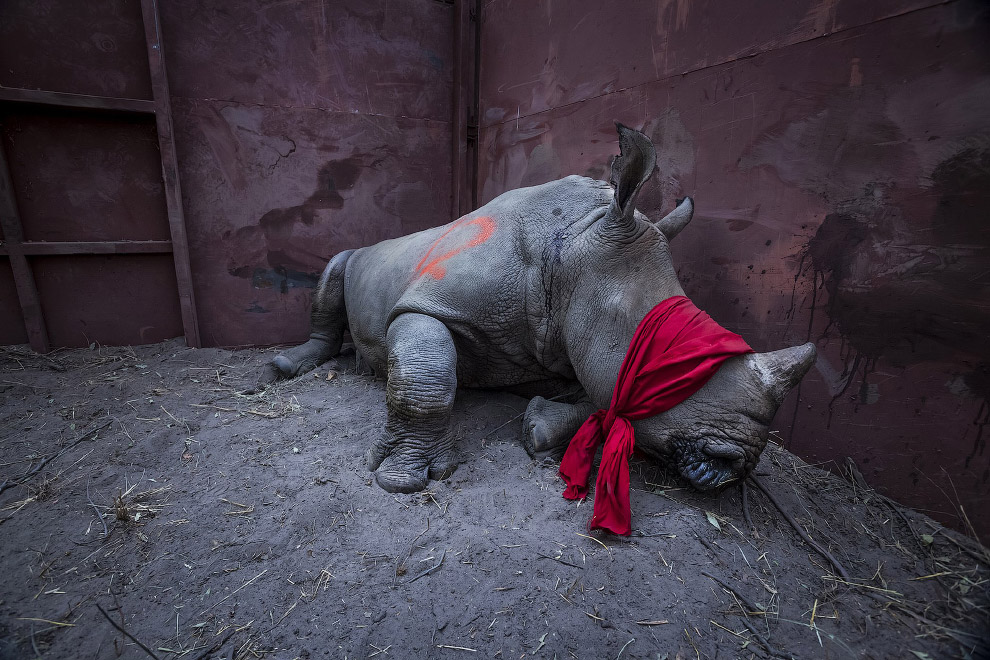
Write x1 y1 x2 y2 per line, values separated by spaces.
749 342 817 404
655 197 694 240
603 122 656 233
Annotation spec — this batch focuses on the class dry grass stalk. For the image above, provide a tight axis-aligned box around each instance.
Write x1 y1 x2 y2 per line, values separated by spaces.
114 490 131 522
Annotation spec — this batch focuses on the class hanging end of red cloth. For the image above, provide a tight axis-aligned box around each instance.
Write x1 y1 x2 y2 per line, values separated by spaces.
586 418 634 536
562 482 587 501
559 411 606 502
589 515 632 537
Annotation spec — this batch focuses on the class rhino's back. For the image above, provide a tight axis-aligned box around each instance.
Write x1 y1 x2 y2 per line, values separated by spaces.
343 175 612 385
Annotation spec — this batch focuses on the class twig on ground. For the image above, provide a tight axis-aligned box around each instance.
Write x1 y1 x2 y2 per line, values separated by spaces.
0 420 113 496
191 630 237 660
14 618 74 628
394 517 430 587
409 548 446 583
576 532 613 558
701 571 762 615
480 412 528 442
265 599 299 633
198 570 268 616
934 528 990 566
749 475 850 581
86 478 108 537
95 603 160 660
741 482 754 531
701 572 789 659
536 552 583 569
1 379 46 390
863 591 987 646
30 625 41 659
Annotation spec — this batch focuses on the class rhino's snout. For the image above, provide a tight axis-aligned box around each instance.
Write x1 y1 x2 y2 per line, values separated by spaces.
678 441 751 491
681 456 740 490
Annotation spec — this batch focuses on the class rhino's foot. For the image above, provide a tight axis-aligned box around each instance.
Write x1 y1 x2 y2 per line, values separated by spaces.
256 334 338 388
522 396 597 460
253 248 352 390
369 312 459 493
367 430 457 493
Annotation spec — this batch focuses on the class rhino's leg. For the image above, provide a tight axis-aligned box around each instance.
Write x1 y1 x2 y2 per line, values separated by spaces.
522 395 597 460
259 250 354 385
367 313 458 493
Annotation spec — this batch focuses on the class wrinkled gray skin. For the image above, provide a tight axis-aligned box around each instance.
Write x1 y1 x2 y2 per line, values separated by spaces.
261 124 816 498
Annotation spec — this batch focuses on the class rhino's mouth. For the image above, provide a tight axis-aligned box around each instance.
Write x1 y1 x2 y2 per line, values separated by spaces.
677 441 749 491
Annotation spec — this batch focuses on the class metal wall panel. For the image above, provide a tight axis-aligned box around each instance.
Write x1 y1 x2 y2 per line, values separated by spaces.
2 109 170 242
0 0 153 99
172 103 451 347
0 0 456 350
0 259 28 345
32 254 183 347
479 0 944 127
160 0 455 347
478 1 990 537
161 0 452 121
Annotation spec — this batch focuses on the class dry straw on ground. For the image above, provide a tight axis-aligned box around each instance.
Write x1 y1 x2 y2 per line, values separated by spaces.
0 341 986 659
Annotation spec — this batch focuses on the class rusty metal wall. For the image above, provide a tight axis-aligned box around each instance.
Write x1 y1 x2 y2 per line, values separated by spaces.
0 0 153 99
4 109 171 243
0 0 455 349
0 0 165 349
477 0 990 537
0 259 26 345
161 0 454 347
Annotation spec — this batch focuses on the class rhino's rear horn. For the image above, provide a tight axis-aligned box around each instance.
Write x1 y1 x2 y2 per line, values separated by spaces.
751 342 817 404
604 123 657 232
656 196 694 240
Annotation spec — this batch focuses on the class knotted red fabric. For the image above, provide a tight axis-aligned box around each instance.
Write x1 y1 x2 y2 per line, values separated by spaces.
559 295 753 535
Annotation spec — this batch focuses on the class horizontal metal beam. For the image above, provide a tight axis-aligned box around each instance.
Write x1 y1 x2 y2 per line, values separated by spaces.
0 86 156 114
0 240 173 256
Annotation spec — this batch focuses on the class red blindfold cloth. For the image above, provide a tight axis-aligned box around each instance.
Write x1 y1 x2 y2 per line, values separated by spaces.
559 295 753 536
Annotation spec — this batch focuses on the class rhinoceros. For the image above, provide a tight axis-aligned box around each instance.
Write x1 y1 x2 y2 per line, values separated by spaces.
260 124 816 499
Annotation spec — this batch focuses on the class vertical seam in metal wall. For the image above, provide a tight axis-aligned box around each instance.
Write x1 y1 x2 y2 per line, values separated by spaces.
451 0 464 220
471 0 482 210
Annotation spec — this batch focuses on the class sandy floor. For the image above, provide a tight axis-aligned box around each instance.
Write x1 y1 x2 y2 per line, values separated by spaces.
0 341 987 659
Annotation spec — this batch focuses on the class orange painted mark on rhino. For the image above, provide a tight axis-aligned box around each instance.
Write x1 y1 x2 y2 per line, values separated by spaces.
414 215 496 280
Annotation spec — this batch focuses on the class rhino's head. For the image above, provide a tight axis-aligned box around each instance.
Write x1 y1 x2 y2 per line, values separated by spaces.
560 123 815 490
629 346 816 489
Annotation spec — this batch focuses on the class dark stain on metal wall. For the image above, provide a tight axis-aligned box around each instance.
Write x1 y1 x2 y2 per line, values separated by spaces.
476 0 990 538
161 0 454 347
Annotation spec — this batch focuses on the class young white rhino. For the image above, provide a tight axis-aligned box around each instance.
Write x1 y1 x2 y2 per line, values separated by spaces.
261 124 816 504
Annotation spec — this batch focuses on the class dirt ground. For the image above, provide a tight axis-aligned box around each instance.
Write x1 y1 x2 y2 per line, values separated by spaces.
0 341 987 660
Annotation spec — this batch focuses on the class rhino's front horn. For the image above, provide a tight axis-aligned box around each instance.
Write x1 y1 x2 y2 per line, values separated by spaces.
750 342 817 403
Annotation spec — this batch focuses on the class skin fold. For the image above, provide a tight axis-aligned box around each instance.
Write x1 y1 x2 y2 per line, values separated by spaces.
261 124 816 495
